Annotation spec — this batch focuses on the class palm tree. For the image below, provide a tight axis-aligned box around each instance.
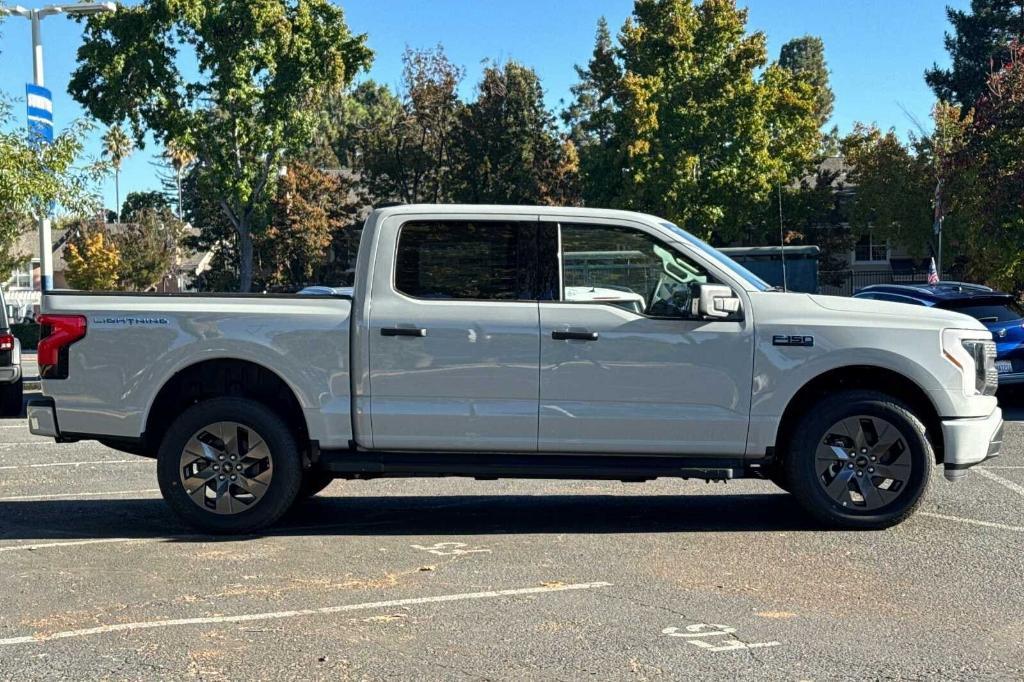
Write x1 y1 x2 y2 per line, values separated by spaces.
163 139 196 220
102 125 134 223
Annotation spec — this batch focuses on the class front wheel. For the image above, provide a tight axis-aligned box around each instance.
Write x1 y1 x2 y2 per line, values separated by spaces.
156 398 303 534
785 390 932 530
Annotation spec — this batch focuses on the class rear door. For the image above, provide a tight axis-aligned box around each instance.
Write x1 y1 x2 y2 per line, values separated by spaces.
366 217 545 451
538 219 755 455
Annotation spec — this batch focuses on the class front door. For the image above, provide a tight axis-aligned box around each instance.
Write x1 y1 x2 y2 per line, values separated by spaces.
539 220 755 456
367 218 543 451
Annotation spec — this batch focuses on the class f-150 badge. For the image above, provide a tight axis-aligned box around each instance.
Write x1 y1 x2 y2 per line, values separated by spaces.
772 334 813 347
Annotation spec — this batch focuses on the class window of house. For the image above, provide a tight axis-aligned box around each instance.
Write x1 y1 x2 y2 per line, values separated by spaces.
394 221 539 301
7 261 35 290
854 234 888 262
558 223 716 319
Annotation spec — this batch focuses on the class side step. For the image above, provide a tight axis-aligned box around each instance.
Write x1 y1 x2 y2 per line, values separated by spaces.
316 450 743 482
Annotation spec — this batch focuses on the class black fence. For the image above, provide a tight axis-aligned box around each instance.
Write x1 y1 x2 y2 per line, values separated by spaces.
818 269 954 297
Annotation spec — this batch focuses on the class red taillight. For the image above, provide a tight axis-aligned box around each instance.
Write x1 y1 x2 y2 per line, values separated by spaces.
0 333 12 352
37 315 87 379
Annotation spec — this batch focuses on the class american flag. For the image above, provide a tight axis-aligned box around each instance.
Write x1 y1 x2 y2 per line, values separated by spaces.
928 257 939 286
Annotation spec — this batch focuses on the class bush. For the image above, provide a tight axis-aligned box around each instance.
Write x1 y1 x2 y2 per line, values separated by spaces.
11 323 40 350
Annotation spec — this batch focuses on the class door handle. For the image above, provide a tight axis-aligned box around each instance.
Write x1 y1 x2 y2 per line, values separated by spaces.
551 330 599 341
381 327 427 337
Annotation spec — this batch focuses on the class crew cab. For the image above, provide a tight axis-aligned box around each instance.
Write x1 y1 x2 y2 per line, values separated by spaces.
28 205 1003 533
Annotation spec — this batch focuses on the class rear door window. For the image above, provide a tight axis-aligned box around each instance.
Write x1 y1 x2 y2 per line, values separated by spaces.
395 220 540 301
948 301 1024 323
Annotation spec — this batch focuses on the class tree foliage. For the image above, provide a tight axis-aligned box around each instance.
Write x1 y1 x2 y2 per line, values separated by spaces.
120 191 171 223
450 61 579 205
118 207 185 291
779 35 834 126
580 0 821 242
926 0 1024 108
64 228 121 291
101 124 133 222
70 0 372 291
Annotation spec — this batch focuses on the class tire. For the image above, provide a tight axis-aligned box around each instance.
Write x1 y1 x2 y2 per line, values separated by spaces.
298 471 335 499
784 390 932 530
767 467 790 493
156 398 303 534
0 379 23 417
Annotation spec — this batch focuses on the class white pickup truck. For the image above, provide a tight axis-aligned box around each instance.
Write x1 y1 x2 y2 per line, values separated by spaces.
28 205 1003 533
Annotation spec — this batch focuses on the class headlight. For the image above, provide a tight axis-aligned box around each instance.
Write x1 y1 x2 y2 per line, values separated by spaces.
942 328 998 396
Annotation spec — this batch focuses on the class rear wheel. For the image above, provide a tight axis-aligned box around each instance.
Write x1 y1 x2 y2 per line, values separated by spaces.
0 379 23 417
156 398 303 534
785 390 931 529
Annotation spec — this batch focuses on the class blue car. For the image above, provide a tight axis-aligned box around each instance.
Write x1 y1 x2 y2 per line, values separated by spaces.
854 282 1024 385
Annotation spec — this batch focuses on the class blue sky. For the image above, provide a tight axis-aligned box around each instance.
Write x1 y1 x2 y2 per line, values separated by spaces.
1 0 968 212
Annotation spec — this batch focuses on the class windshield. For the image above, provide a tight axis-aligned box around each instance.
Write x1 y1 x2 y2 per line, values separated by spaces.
660 222 773 291
947 300 1024 324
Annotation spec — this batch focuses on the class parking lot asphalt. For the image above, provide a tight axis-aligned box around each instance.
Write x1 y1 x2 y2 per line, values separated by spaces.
0 393 1022 680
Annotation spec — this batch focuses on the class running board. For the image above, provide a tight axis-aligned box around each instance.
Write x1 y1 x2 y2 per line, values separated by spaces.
315 450 743 482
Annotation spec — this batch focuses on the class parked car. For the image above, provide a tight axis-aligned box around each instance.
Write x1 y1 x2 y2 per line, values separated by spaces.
28 205 1002 533
0 288 24 417
855 283 1024 385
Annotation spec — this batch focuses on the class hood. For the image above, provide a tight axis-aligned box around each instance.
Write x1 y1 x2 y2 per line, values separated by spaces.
807 294 988 331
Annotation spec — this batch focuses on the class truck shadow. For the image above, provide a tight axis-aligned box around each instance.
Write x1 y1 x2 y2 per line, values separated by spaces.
0 493 822 542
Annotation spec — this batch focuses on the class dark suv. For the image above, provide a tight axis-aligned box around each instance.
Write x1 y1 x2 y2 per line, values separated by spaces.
0 288 24 415
855 282 1024 385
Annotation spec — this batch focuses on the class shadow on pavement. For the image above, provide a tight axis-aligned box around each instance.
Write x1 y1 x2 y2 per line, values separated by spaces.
0 492 820 542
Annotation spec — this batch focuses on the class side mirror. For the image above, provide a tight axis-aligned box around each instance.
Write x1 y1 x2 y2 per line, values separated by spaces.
697 284 741 319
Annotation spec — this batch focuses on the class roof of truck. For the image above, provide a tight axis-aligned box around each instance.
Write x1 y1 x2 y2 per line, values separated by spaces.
371 204 668 224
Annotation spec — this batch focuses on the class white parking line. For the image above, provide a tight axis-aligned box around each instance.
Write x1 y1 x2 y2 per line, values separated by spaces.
921 511 1024 533
0 538 147 553
0 489 159 502
0 581 613 646
0 459 145 471
974 467 1024 498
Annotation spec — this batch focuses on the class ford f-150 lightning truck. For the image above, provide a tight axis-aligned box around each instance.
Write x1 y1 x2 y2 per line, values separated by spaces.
27 205 1003 533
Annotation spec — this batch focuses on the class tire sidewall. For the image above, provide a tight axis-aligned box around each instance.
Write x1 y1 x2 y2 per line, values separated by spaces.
787 391 932 529
157 398 302 533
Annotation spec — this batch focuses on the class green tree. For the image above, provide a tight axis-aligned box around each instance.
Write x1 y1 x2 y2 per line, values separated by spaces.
64 227 121 291
117 207 185 291
563 17 625 207
120 191 171 223
163 139 196 220
952 41 1024 288
450 61 577 204
0 97 103 277
926 0 1024 109
101 124 133 223
606 0 821 242
70 0 372 291
779 35 834 126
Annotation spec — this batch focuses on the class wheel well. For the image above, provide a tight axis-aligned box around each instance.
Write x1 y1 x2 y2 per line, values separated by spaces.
144 359 308 454
774 366 944 465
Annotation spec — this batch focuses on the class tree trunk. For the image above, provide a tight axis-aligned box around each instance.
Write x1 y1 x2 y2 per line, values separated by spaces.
176 172 183 220
238 220 254 292
114 170 120 223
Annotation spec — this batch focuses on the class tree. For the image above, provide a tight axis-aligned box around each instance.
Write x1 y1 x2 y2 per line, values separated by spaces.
101 124 133 223
779 35 834 126
563 17 625 207
0 96 103 277
926 0 1024 109
951 41 1024 288
260 161 355 288
163 140 195 220
117 207 185 291
120 191 171 223
313 46 464 204
71 0 373 291
64 227 121 291
604 0 821 242
450 61 578 204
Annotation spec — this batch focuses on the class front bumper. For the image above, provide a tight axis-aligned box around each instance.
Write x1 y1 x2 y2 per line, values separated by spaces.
0 365 21 384
27 398 59 439
941 407 1002 481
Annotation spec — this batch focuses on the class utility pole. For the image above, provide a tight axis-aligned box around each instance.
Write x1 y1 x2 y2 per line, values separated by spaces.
1 3 117 292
